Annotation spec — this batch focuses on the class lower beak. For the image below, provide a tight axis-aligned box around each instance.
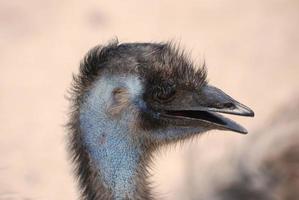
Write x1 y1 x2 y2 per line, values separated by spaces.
161 85 254 134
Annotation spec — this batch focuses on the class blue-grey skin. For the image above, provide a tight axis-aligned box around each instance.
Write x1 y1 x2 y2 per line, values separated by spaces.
80 76 141 199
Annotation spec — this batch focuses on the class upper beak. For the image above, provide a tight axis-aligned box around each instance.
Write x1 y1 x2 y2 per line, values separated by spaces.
160 85 254 134
193 85 254 117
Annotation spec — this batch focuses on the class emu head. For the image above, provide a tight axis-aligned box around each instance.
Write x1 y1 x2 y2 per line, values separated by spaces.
74 41 254 148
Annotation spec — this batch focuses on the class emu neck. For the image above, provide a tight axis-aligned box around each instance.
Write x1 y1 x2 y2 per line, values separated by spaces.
79 77 146 199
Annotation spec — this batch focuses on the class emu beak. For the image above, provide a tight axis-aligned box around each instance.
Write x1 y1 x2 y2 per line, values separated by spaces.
161 85 254 134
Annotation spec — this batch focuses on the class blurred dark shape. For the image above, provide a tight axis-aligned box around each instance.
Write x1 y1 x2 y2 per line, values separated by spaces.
185 97 299 200
211 97 299 200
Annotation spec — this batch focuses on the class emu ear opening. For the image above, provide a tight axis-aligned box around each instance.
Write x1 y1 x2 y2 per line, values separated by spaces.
107 87 130 116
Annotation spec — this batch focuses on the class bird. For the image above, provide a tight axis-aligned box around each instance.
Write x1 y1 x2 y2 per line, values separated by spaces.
67 40 254 200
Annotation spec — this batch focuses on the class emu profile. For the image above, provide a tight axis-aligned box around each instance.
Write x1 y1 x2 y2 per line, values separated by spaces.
67 40 254 200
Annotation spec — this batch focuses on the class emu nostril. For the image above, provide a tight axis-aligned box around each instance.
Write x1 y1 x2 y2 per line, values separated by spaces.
214 102 235 109
223 103 236 109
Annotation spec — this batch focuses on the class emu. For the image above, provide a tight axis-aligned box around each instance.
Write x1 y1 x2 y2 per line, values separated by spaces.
67 40 254 200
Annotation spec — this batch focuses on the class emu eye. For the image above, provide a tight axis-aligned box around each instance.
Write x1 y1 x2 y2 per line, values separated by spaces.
153 82 176 102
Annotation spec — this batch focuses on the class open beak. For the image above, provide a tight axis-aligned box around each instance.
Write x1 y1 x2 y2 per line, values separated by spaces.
160 85 254 134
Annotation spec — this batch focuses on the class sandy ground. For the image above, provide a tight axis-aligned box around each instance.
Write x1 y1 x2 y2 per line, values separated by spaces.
0 0 298 199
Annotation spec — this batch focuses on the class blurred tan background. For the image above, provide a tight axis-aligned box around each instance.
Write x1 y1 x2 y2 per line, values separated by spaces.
0 0 298 199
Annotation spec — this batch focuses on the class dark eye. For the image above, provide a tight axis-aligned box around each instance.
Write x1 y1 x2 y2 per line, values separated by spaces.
153 82 176 102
